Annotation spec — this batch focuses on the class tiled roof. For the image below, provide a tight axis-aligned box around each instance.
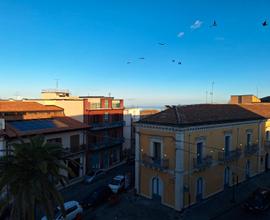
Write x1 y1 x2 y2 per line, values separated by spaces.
261 96 270 103
0 101 63 112
139 104 265 127
240 103 270 118
3 117 90 138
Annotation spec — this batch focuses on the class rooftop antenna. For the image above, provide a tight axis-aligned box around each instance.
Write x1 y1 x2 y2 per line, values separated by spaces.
108 92 111 97
55 79 59 90
205 90 208 103
210 81 214 104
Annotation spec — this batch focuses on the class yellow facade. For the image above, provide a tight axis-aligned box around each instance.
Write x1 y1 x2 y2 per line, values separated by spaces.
136 120 268 210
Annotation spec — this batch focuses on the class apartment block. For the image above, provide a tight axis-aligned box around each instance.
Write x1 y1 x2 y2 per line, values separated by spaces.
0 100 89 183
135 104 268 211
29 90 125 171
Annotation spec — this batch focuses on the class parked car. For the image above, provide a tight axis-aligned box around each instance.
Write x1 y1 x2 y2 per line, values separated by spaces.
41 200 83 220
80 186 112 209
243 188 270 212
84 169 106 184
108 175 125 193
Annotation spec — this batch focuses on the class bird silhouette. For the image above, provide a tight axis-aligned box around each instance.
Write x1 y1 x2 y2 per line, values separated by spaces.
172 59 175 62
178 61 182 65
127 61 131 64
139 57 145 60
158 42 166 46
262 20 268 26
210 20 217 27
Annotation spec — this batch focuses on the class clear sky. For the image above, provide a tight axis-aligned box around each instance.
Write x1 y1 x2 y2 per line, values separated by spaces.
0 0 269 106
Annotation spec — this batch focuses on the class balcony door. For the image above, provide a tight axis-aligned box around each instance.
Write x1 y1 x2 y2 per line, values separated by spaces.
152 176 163 201
224 135 231 157
245 160 250 179
224 167 230 188
197 142 203 165
196 177 203 202
246 133 252 146
153 142 161 162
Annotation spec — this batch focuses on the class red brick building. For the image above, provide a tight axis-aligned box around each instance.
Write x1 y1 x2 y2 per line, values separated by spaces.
81 96 124 170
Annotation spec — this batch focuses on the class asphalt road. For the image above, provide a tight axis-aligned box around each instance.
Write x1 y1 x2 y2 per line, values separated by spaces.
61 162 134 201
212 203 270 220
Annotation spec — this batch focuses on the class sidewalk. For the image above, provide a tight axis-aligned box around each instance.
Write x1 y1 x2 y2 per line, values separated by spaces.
182 171 270 220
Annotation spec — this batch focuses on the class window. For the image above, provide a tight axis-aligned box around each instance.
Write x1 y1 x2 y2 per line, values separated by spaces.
266 131 270 142
238 96 242 104
66 206 77 215
47 138 62 144
90 102 101 109
104 99 109 108
196 142 203 164
247 133 252 146
104 112 109 122
153 142 161 161
224 135 231 156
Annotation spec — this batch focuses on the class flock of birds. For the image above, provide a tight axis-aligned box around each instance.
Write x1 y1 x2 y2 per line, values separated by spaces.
126 19 268 65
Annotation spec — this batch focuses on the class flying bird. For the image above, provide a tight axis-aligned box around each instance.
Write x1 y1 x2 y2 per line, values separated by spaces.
172 59 175 62
210 20 217 27
178 61 182 65
127 61 131 64
158 42 166 46
139 57 145 60
262 20 268 26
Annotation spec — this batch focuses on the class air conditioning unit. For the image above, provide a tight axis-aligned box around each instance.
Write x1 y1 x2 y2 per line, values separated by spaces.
0 119 5 130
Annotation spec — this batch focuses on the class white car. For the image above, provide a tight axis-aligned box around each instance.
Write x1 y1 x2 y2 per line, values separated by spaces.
84 169 106 184
41 200 83 220
108 175 125 194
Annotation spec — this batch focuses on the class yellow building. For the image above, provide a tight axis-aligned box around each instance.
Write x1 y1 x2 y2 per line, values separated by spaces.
135 104 268 211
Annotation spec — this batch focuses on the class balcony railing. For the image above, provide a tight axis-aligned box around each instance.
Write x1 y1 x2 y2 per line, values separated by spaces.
193 155 213 170
141 154 169 170
62 144 86 157
218 148 242 162
244 144 259 156
88 137 125 150
91 121 125 130
265 141 270 149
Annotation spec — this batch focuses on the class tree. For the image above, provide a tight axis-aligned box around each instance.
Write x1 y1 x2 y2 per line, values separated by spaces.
0 136 72 220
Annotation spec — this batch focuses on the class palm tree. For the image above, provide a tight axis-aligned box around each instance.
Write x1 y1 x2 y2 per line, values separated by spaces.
0 136 73 220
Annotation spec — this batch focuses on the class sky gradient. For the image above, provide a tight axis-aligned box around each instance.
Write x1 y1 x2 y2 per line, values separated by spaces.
0 0 269 106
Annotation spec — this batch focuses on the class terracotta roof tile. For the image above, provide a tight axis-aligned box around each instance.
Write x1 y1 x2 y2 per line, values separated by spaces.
0 101 63 112
240 103 270 118
139 104 265 127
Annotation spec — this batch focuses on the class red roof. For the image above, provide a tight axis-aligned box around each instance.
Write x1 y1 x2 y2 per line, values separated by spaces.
240 103 270 118
0 101 63 112
139 104 265 127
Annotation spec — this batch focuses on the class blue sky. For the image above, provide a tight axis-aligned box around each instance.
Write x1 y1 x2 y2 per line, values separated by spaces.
0 0 269 106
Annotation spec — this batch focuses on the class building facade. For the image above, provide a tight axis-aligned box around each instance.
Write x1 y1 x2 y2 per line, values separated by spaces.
0 101 90 184
29 90 125 171
135 104 267 211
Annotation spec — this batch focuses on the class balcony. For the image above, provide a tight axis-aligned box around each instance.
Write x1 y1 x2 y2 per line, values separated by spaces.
244 144 259 156
141 154 169 170
91 121 125 130
193 155 213 171
218 148 242 163
265 141 270 149
88 137 125 151
62 144 86 157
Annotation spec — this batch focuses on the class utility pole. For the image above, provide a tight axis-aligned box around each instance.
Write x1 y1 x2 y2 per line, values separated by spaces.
205 91 208 103
55 79 59 90
210 81 214 104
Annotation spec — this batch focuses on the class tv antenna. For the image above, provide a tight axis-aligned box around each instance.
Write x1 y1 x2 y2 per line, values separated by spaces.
55 79 59 89
210 81 214 104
